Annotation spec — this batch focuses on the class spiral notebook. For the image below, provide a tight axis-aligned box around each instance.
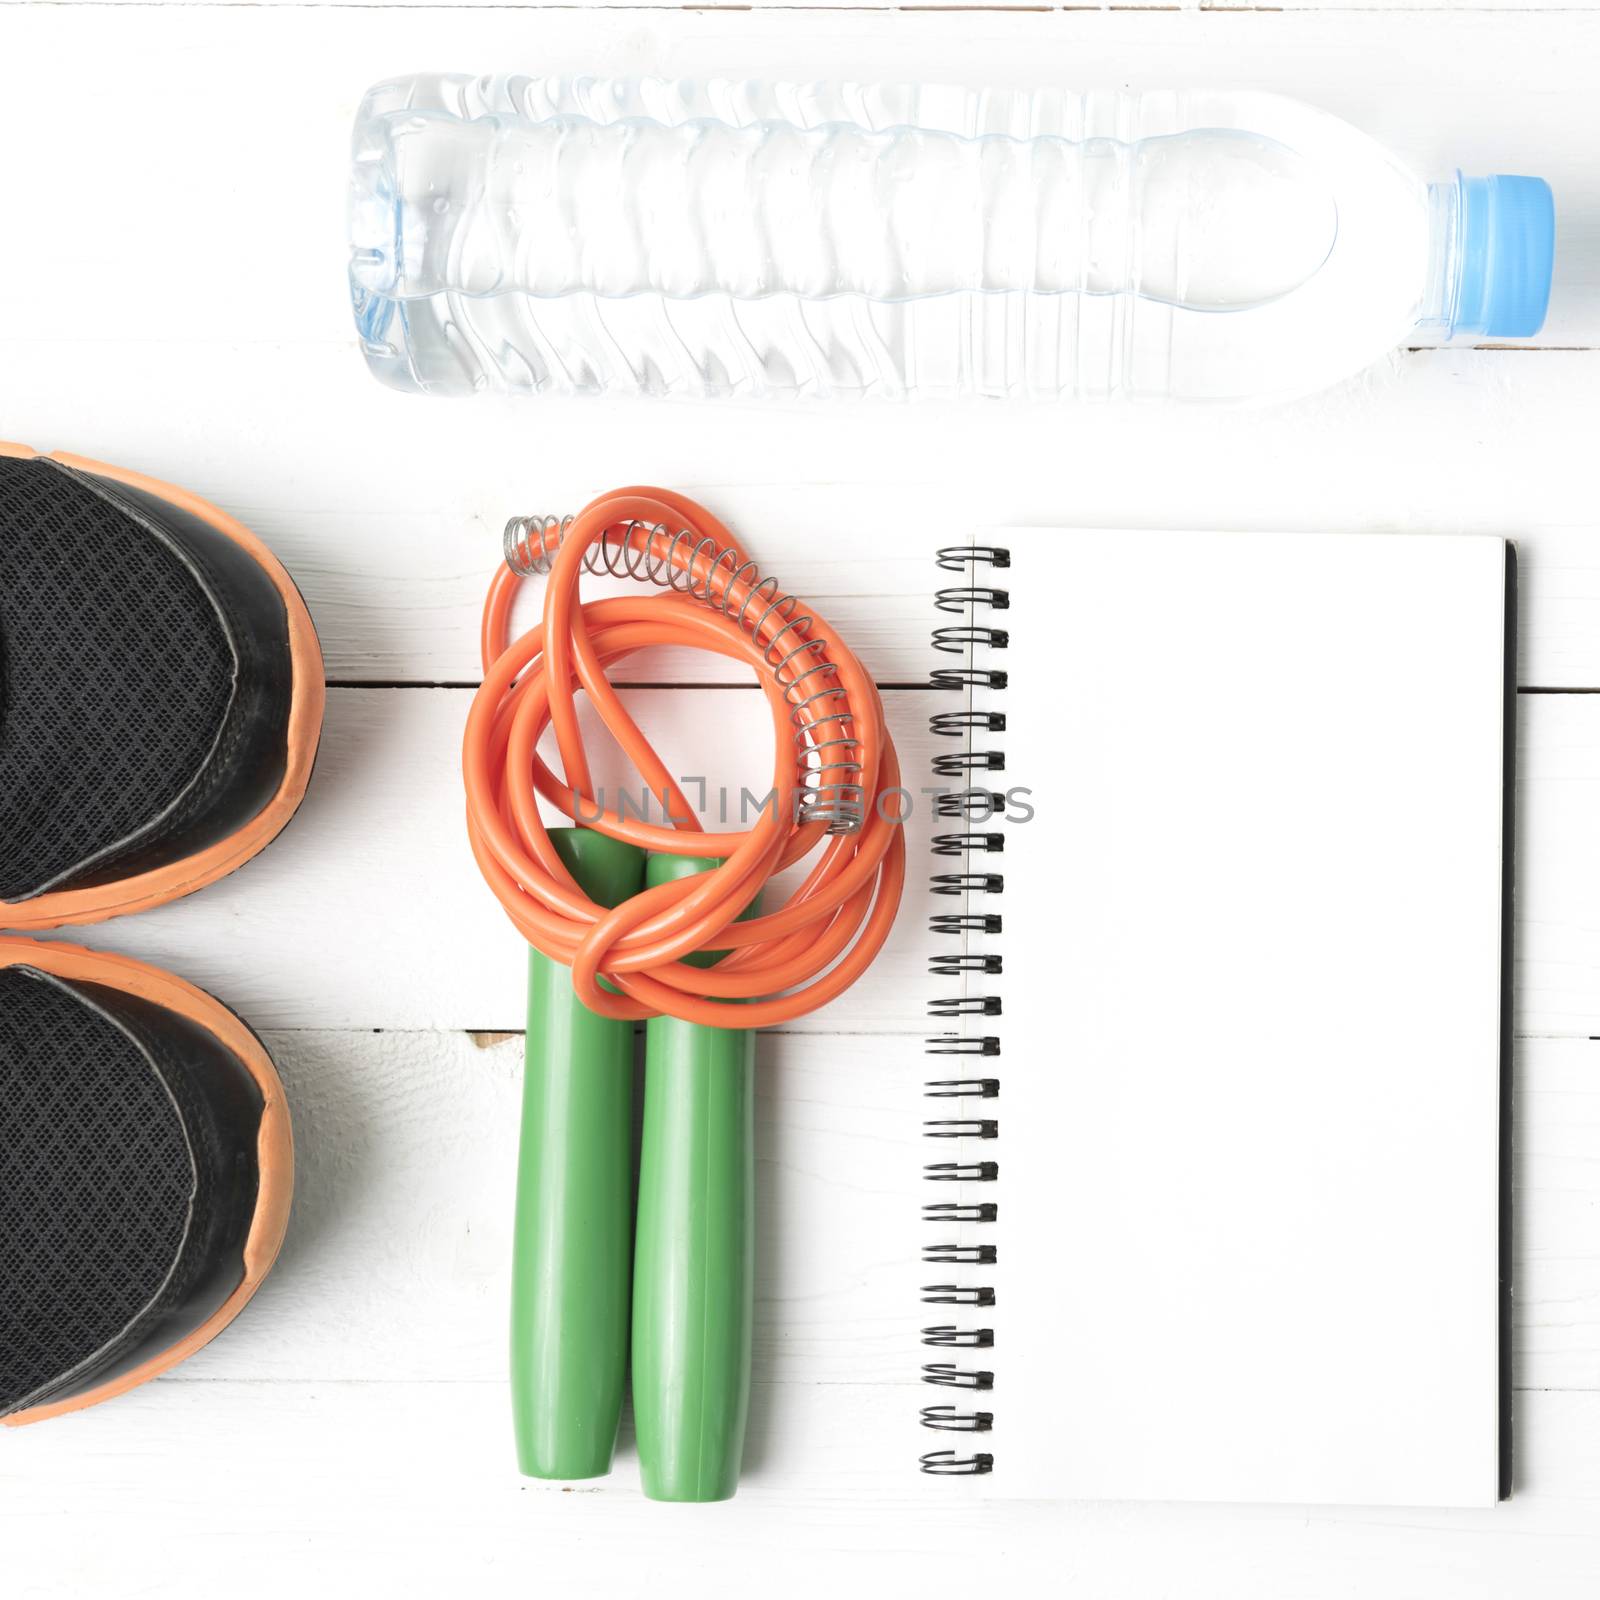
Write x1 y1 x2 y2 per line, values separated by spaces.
918 527 1513 1507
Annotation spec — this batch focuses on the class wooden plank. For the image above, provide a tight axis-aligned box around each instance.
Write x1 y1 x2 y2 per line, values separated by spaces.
4 1382 1597 1598
1518 1037 1600 1396
29 686 1600 1037
5 339 1598 688
126 1028 1593 1395
1516 694 1600 1040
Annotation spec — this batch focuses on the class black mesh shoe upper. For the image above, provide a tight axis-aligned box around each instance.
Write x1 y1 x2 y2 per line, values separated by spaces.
0 965 267 1417
0 456 295 905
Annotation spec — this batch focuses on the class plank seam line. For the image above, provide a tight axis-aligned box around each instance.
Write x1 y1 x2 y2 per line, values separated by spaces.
6 3 1600 14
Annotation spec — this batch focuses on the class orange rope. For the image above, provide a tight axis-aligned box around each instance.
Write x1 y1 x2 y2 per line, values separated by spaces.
463 487 906 1028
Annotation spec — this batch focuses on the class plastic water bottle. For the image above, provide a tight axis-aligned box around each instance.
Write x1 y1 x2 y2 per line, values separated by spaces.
348 74 1555 403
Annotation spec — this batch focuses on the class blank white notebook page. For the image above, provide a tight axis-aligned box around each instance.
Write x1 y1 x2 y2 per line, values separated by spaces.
972 528 1508 1507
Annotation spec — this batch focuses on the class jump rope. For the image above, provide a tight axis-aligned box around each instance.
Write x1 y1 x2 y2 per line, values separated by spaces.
463 488 905 1500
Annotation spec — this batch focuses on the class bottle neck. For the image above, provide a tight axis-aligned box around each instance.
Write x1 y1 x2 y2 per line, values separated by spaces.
1419 178 1464 335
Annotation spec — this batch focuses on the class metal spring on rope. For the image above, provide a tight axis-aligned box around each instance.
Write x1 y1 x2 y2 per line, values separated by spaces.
504 513 864 834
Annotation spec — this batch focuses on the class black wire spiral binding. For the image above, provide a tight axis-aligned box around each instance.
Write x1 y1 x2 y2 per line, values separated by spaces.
922 1325 994 1348
931 831 1005 857
922 1201 997 1223
937 545 1011 572
930 952 1003 976
924 1119 998 1139
920 1449 996 1475
925 1161 999 1182
924 1243 998 1264
932 749 1006 778
925 1036 1000 1058
923 1361 994 1388
932 624 1009 655
928 996 1002 1019
935 789 1008 820
930 711 1007 737
923 1285 997 1307
920 1449 997 1475
922 1404 995 1431
931 873 1004 896
920 544 1007 1478
935 586 1011 615
925 1078 999 1098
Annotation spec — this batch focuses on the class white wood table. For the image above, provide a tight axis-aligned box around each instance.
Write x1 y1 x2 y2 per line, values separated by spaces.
2 4 1598 1595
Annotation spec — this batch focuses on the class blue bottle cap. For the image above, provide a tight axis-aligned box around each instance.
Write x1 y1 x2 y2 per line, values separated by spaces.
1454 175 1555 339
